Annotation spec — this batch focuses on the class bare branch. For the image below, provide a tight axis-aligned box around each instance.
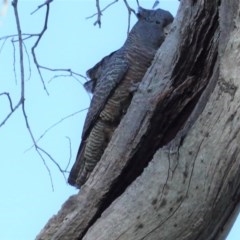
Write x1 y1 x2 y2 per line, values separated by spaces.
21 99 68 190
0 37 7 54
35 148 55 191
48 74 85 86
65 136 72 172
1 33 86 85
25 108 88 152
37 146 67 179
86 0 136 32
123 0 137 34
12 0 24 96
31 0 54 15
0 33 38 41
123 0 136 14
11 0 67 190
86 0 118 26
11 38 17 84
31 2 51 94
100 0 118 13
23 41 32 81
94 0 102 27
0 100 21 127
41 66 87 81
0 92 13 111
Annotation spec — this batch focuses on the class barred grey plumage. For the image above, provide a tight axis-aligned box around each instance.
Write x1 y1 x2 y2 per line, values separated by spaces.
68 7 174 188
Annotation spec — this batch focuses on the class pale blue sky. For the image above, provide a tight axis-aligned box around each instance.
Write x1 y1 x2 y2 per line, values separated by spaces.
0 1 239 239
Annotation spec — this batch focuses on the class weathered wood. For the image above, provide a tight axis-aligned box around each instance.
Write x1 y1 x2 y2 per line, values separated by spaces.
36 0 240 239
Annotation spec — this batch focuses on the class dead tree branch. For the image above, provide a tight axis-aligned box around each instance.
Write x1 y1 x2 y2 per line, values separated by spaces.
25 108 88 152
0 92 13 111
10 0 68 190
31 0 54 15
123 0 136 33
0 0 89 187
86 0 119 27
31 1 51 94
65 136 72 172
87 0 137 32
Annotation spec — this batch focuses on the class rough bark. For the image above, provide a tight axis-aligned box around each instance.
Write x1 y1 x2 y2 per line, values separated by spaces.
36 0 240 239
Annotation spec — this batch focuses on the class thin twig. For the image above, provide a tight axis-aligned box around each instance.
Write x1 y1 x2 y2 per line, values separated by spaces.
25 108 88 152
11 38 17 84
31 2 51 94
65 136 72 172
48 73 84 86
12 0 67 190
0 37 7 54
86 0 118 19
12 0 24 99
123 0 136 34
23 41 32 81
0 33 38 41
1 0 91 190
31 0 54 15
87 0 136 32
37 146 67 178
0 33 86 83
0 101 21 127
94 0 101 27
40 66 87 80
34 148 55 190
48 73 92 101
123 0 136 14
0 92 13 111
86 0 119 27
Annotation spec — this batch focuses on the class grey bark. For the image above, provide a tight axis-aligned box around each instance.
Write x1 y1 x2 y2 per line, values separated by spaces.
36 0 240 239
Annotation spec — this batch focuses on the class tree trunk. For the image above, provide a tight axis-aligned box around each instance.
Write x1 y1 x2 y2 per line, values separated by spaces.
36 0 240 239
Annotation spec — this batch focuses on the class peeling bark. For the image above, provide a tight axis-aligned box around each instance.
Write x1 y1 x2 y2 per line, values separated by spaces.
36 0 240 239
